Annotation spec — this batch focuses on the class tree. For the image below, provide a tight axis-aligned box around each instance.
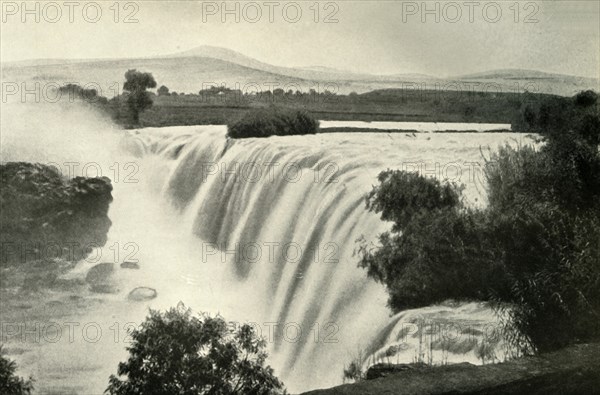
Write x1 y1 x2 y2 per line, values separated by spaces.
157 85 170 96
0 346 34 395
106 305 285 395
122 69 157 124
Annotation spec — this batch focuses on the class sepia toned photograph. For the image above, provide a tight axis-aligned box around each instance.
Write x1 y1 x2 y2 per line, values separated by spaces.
1 1 599 394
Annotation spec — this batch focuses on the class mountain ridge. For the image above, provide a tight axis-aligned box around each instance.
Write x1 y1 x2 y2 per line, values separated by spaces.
2 46 598 96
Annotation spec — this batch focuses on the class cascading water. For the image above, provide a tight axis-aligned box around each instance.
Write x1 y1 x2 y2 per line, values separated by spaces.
2 105 528 393
120 126 526 392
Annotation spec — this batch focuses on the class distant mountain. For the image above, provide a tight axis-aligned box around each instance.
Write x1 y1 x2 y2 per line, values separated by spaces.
170 45 375 81
2 47 598 96
169 45 275 73
455 68 590 80
1 56 317 97
452 68 599 96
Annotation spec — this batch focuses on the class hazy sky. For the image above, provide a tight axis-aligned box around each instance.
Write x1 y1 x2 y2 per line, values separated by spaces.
1 1 599 78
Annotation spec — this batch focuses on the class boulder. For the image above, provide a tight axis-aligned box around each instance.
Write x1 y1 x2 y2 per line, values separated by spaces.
128 287 157 301
0 162 113 266
120 261 140 270
86 262 114 284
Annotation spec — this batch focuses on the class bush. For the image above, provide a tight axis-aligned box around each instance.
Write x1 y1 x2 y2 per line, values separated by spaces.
227 107 319 138
58 83 108 104
0 347 34 395
358 172 499 312
106 305 285 394
358 90 600 353
365 170 462 232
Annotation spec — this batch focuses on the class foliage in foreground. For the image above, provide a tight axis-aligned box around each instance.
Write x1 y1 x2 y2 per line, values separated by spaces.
0 347 34 395
106 306 284 395
358 90 600 353
227 107 319 138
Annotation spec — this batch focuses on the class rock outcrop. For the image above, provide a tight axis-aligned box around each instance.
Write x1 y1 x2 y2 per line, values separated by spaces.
0 162 113 266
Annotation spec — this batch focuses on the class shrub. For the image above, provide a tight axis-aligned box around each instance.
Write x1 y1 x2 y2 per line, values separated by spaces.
157 85 170 96
0 347 34 395
227 107 319 138
365 170 462 232
358 172 498 312
58 83 108 104
106 305 285 394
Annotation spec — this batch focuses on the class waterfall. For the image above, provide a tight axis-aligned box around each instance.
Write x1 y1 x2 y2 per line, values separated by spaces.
121 126 522 392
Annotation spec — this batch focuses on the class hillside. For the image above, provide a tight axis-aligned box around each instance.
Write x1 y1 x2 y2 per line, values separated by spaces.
2 46 598 97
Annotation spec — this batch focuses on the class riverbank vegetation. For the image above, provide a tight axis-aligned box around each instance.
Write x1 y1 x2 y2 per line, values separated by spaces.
358 90 600 355
59 72 568 131
106 305 285 394
227 107 319 138
0 347 33 395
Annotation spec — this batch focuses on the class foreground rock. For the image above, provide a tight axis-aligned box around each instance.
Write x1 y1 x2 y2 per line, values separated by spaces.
128 287 157 301
86 262 114 283
86 263 118 293
303 343 600 395
0 162 113 266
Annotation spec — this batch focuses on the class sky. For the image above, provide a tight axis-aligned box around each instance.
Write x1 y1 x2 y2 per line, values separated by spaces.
1 1 599 78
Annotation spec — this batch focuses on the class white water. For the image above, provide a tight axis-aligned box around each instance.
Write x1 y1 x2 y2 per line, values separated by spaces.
115 126 527 391
319 120 512 132
1 105 531 393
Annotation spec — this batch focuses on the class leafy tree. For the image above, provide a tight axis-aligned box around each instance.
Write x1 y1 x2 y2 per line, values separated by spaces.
0 346 34 395
157 85 170 96
122 69 157 124
106 306 284 395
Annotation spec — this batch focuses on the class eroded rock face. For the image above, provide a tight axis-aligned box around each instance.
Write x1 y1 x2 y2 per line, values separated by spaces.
128 287 157 301
0 162 113 266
